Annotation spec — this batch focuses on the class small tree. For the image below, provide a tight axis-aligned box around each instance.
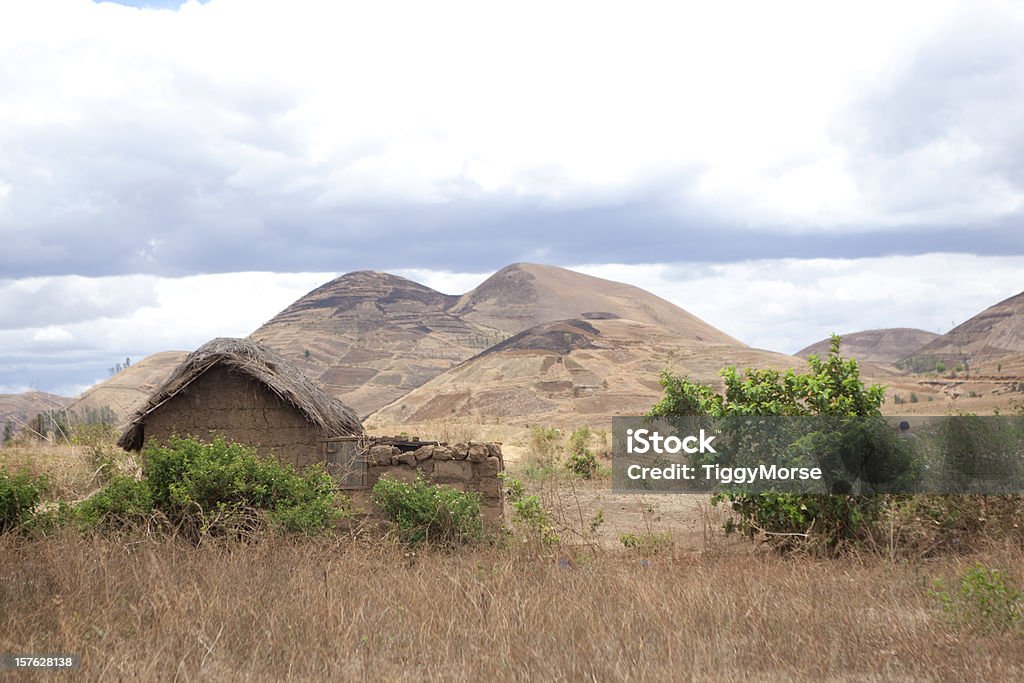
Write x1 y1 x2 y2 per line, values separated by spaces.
2 421 14 445
649 335 892 552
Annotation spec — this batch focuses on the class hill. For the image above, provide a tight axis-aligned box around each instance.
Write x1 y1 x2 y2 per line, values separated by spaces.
248 271 488 417
370 317 802 427
901 290 1024 373
0 391 69 433
450 263 744 345
250 264 747 417
797 328 939 369
64 351 188 425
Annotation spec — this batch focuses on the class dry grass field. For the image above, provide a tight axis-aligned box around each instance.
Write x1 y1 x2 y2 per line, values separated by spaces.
2 534 1023 681
3 440 1024 681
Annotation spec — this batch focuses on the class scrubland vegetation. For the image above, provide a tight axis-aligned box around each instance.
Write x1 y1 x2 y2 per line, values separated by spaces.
3 338 1024 680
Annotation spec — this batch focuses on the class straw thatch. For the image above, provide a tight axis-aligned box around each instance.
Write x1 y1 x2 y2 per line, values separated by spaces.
118 338 363 451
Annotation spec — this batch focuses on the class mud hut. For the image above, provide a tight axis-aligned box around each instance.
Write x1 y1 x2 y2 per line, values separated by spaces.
118 338 363 471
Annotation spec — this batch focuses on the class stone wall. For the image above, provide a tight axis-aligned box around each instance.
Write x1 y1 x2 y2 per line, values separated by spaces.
358 440 504 524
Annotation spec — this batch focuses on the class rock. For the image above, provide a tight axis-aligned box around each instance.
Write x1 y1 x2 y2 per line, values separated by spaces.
433 447 454 461
486 442 502 458
368 445 394 466
478 477 502 499
413 445 434 461
468 443 488 462
479 456 501 478
398 451 417 466
434 460 472 480
452 443 470 460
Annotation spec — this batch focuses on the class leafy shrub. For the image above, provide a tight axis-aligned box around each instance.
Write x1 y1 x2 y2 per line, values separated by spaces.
931 563 1024 633
649 335 892 554
371 474 484 546
567 427 591 455
566 449 598 478
142 435 344 538
620 532 672 556
501 473 559 545
73 475 154 530
0 470 46 533
718 491 886 552
564 426 599 478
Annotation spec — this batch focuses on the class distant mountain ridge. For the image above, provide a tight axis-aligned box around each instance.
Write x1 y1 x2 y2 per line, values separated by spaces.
900 290 1024 373
371 317 803 426
797 328 940 369
0 391 69 432
63 351 189 425
249 262 749 416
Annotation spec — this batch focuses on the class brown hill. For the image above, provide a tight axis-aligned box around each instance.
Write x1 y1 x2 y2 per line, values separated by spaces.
901 291 1024 373
0 391 69 432
250 264 747 417
249 271 489 417
797 329 939 369
370 317 803 427
65 351 188 425
450 263 744 345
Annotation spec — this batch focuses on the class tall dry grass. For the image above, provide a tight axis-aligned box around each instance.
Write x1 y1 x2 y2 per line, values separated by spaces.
2 533 1022 681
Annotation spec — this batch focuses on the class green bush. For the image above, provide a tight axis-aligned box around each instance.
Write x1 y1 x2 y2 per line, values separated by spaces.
649 335 891 554
718 491 887 552
566 449 598 478
620 532 672 556
73 475 154 530
931 563 1024 634
567 427 591 455
371 474 484 546
141 435 344 538
501 473 559 545
565 427 599 478
0 470 46 533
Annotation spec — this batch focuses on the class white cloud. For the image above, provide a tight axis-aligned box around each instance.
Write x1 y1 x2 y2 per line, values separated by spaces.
1 0 1021 282
0 271 336 394
0 275 157 328
573 254 1024 353
392 268 491 296
32 326 74 343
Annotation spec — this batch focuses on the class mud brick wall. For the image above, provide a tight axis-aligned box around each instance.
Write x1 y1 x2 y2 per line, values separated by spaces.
362 441 504 524
141 366 327 469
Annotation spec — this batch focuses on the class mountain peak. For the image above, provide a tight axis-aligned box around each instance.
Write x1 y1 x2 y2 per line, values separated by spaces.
451 262 744 346
903 290 1024 371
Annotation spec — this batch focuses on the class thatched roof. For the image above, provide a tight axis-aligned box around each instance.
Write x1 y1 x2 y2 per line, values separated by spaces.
118 338 363 451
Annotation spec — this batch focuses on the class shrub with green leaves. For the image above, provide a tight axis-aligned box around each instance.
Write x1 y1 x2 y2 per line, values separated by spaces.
931 563 1024 634
500 473 559 545
73 475 154 530
564 427 599 478
649 335 892 553
141 435 344 538
371 474 484 546
620 532 672 556
566 449 598 479
0 470 46 533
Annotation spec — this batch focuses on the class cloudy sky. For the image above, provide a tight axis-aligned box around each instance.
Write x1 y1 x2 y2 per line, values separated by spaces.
2 0 1023 395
